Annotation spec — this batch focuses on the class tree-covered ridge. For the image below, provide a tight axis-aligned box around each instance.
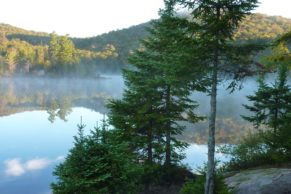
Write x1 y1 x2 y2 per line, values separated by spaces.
234 14 291 40
73 22 150 65
73 13 291 66
1 13 290 72
0 23 49 37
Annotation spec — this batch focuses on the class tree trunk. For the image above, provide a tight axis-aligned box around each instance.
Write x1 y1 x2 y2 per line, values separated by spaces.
205 63 218 194
205 3 221 193
165 85 171 166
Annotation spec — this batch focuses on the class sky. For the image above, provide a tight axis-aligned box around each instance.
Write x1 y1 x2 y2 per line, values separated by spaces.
0 0 290 38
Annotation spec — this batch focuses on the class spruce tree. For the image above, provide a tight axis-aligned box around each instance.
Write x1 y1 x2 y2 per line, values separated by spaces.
243 66 291 133
170 0 260 193
108 3 203 177
51 120 141 194
243 38 291 156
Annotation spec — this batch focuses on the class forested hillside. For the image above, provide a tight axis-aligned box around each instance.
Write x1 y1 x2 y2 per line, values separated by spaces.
0 13 291 75
0 23 48 36
74 13 291 67
234 14 291 40
73 23 150 66
0 25 117 76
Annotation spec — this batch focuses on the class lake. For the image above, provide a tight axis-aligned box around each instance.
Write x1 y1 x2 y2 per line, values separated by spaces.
0 75 257 194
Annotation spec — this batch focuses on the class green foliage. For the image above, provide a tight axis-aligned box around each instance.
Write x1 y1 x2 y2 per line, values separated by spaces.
234 14 291 41
180 174 231 194
48 33 79 74
243 63 291 133
73 22 150 69
243 84 288 130
170 1 261 194
220 127 291 171
221 59 291 171
275 30 291 44
48 32 60 65
51 121 142 194
219 132 270 170
58 35 78 65
0 23 48 37
5 47 17 74
143 164 193 187
0 29 117 76
180 176 204 194
108 12 203 167
70 13 291 70
1 14 290 74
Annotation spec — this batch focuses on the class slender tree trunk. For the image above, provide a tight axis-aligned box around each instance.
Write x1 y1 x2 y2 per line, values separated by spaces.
205 62 218 194
165 85 171 166
205 3 221 193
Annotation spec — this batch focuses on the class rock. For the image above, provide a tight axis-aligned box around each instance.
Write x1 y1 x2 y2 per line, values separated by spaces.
225 168 291 194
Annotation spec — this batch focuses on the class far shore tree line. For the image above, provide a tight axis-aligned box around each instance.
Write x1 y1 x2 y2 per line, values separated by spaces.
0 11 290 77
0 32 117 76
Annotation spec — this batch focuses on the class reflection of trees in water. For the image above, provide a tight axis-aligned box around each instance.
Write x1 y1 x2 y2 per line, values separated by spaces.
0 76 266 143
178 117 255 144
0 77 116 121
46 97 72 123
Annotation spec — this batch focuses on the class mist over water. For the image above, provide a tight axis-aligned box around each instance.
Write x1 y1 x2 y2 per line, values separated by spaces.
0 75 125 194
0 74 273 194
0 75 124 117
0 74 262 145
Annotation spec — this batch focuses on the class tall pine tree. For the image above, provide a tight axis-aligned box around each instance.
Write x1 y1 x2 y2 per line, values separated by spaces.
108 3 203 172
170 0 260 193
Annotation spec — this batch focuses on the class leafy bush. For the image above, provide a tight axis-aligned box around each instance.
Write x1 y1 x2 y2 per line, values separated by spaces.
179 175 204 194
220 129 291 171
180 162 232 194
223 62 291 171
219 132 269 170
180 174 231 194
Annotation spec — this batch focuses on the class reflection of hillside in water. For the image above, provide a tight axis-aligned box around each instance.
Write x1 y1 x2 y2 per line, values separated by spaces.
0 76 124 121
0 76 275 144
180 78 259 144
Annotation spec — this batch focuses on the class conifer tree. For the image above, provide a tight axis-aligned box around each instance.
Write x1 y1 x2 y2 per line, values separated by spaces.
170 0 260 193
243 65 291 134
243 37 291 155
108 5 203 169
52 120 141 194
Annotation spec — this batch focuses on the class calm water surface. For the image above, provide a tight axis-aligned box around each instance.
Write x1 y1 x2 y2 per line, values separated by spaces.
0 108 228 194
0 75 257 194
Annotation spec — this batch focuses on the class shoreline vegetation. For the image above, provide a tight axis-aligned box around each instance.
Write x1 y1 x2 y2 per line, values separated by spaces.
0 13 290 77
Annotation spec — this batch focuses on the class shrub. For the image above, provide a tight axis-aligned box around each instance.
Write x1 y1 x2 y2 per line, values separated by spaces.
180 174 231 194
220 129 291 171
